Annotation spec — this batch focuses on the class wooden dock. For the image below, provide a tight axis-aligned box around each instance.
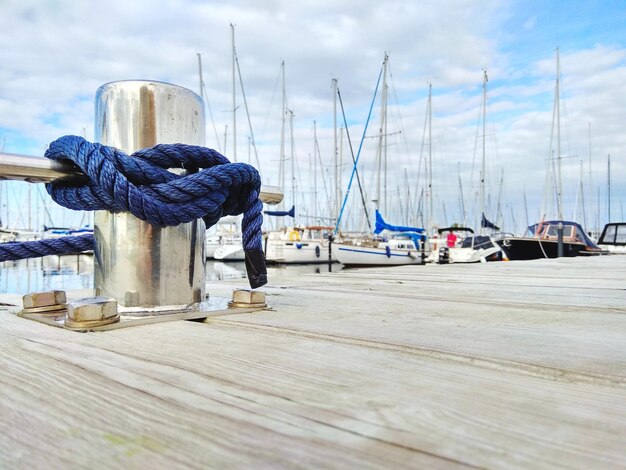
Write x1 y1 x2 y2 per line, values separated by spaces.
1 256 626 468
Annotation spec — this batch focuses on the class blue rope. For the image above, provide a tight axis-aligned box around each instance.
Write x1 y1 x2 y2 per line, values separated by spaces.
0 136 267 288
0 235 94 261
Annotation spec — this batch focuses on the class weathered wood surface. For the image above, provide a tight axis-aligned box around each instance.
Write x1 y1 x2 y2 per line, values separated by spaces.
1 256 626 468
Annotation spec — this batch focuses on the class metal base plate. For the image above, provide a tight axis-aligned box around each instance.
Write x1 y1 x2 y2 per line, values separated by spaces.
6 296 268 332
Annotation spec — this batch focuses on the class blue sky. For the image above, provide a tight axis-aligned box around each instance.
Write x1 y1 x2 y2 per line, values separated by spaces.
0 0 625 234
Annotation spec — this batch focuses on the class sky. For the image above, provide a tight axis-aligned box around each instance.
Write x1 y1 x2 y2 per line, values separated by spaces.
0 0 625 234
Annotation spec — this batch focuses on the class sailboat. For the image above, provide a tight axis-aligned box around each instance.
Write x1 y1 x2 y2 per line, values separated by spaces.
264 74 337 264
265 224 334 264
494 48 602 260
332 54 426 267
427 71 503 263
208 215 245 261
596 159 625 254
333 210 424 266
204 24 252 261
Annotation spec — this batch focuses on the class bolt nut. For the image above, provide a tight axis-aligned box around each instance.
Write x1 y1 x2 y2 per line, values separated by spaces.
228 289 267 308
21 290 67 315
68 297 118 322
23 290 66 309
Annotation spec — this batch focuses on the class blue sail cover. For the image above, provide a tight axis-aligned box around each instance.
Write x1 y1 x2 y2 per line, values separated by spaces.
374 210 425 236
264 205 295 217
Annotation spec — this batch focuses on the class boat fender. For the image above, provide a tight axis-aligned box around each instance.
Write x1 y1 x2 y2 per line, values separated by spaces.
296 242 303 249
385 245 391 258
315 245 320 258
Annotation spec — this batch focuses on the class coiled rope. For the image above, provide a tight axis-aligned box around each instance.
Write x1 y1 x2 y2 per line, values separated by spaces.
0 135 267 288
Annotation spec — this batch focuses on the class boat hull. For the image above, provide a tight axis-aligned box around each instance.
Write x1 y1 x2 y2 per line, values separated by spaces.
265 239 331 264
428 245 502 264
495 237 586 260
598 244 626 254
213 244 245 261
205 236 220 259
333 243 423 267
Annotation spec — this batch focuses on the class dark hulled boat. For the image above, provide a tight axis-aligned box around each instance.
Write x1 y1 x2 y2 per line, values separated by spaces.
495 221 604 261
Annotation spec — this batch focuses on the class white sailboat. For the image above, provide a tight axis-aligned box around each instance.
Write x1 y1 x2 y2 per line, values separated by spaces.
201 25 251 261
213 239 245 261
332 54 426 267
333 236 422 267
265 225 333 264
264 68 337 264
206 215 245 260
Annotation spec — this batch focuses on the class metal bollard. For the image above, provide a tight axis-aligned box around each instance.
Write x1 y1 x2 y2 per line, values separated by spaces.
93 80 206 308
0 80 283 314
557 222 564 258
328 233 334 272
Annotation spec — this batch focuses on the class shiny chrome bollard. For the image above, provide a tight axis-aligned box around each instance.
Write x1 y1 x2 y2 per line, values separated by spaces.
93 81 206 308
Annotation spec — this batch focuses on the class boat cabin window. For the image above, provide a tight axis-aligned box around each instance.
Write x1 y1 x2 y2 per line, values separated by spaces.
544 225 574 239
598 224 626 245
616 226 626 244
602 225 616 243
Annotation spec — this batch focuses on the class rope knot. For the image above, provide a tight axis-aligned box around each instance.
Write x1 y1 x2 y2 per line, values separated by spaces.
42 135 266 288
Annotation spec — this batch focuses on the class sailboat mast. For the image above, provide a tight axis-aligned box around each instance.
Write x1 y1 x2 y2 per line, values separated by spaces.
588 122 595 233
374 53 387 209
555 47 563 220
289 110 296 222
606 154 611 223
339 125 344 224
231 23 237 162
313 120 318 220
458 162 466 226
428 83 433 231
279 60 286 208
27 185 32 231
480 70 487 235
197 53 204 99
332 78 339 220
375 53 388 213
579 160 587 228
523 189 529 231
496 169 504 228
383 57 389 216
404 168 411 223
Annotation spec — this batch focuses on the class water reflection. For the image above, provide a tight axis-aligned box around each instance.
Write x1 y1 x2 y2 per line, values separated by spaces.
209 261 247 281
0 255 95 294
208 261 333 282
0 257 337 294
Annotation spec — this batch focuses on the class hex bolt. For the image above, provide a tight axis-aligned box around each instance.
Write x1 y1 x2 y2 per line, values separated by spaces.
65 297 120 329
228 289 267 309
21 290 67 315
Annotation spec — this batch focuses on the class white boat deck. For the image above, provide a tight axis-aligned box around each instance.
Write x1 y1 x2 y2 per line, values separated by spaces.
1 256 626 468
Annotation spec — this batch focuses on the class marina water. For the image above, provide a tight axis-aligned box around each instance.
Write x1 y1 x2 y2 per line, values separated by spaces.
0 256 330 295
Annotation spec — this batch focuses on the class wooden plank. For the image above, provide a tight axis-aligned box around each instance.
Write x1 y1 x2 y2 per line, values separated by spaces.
1 256 625 468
